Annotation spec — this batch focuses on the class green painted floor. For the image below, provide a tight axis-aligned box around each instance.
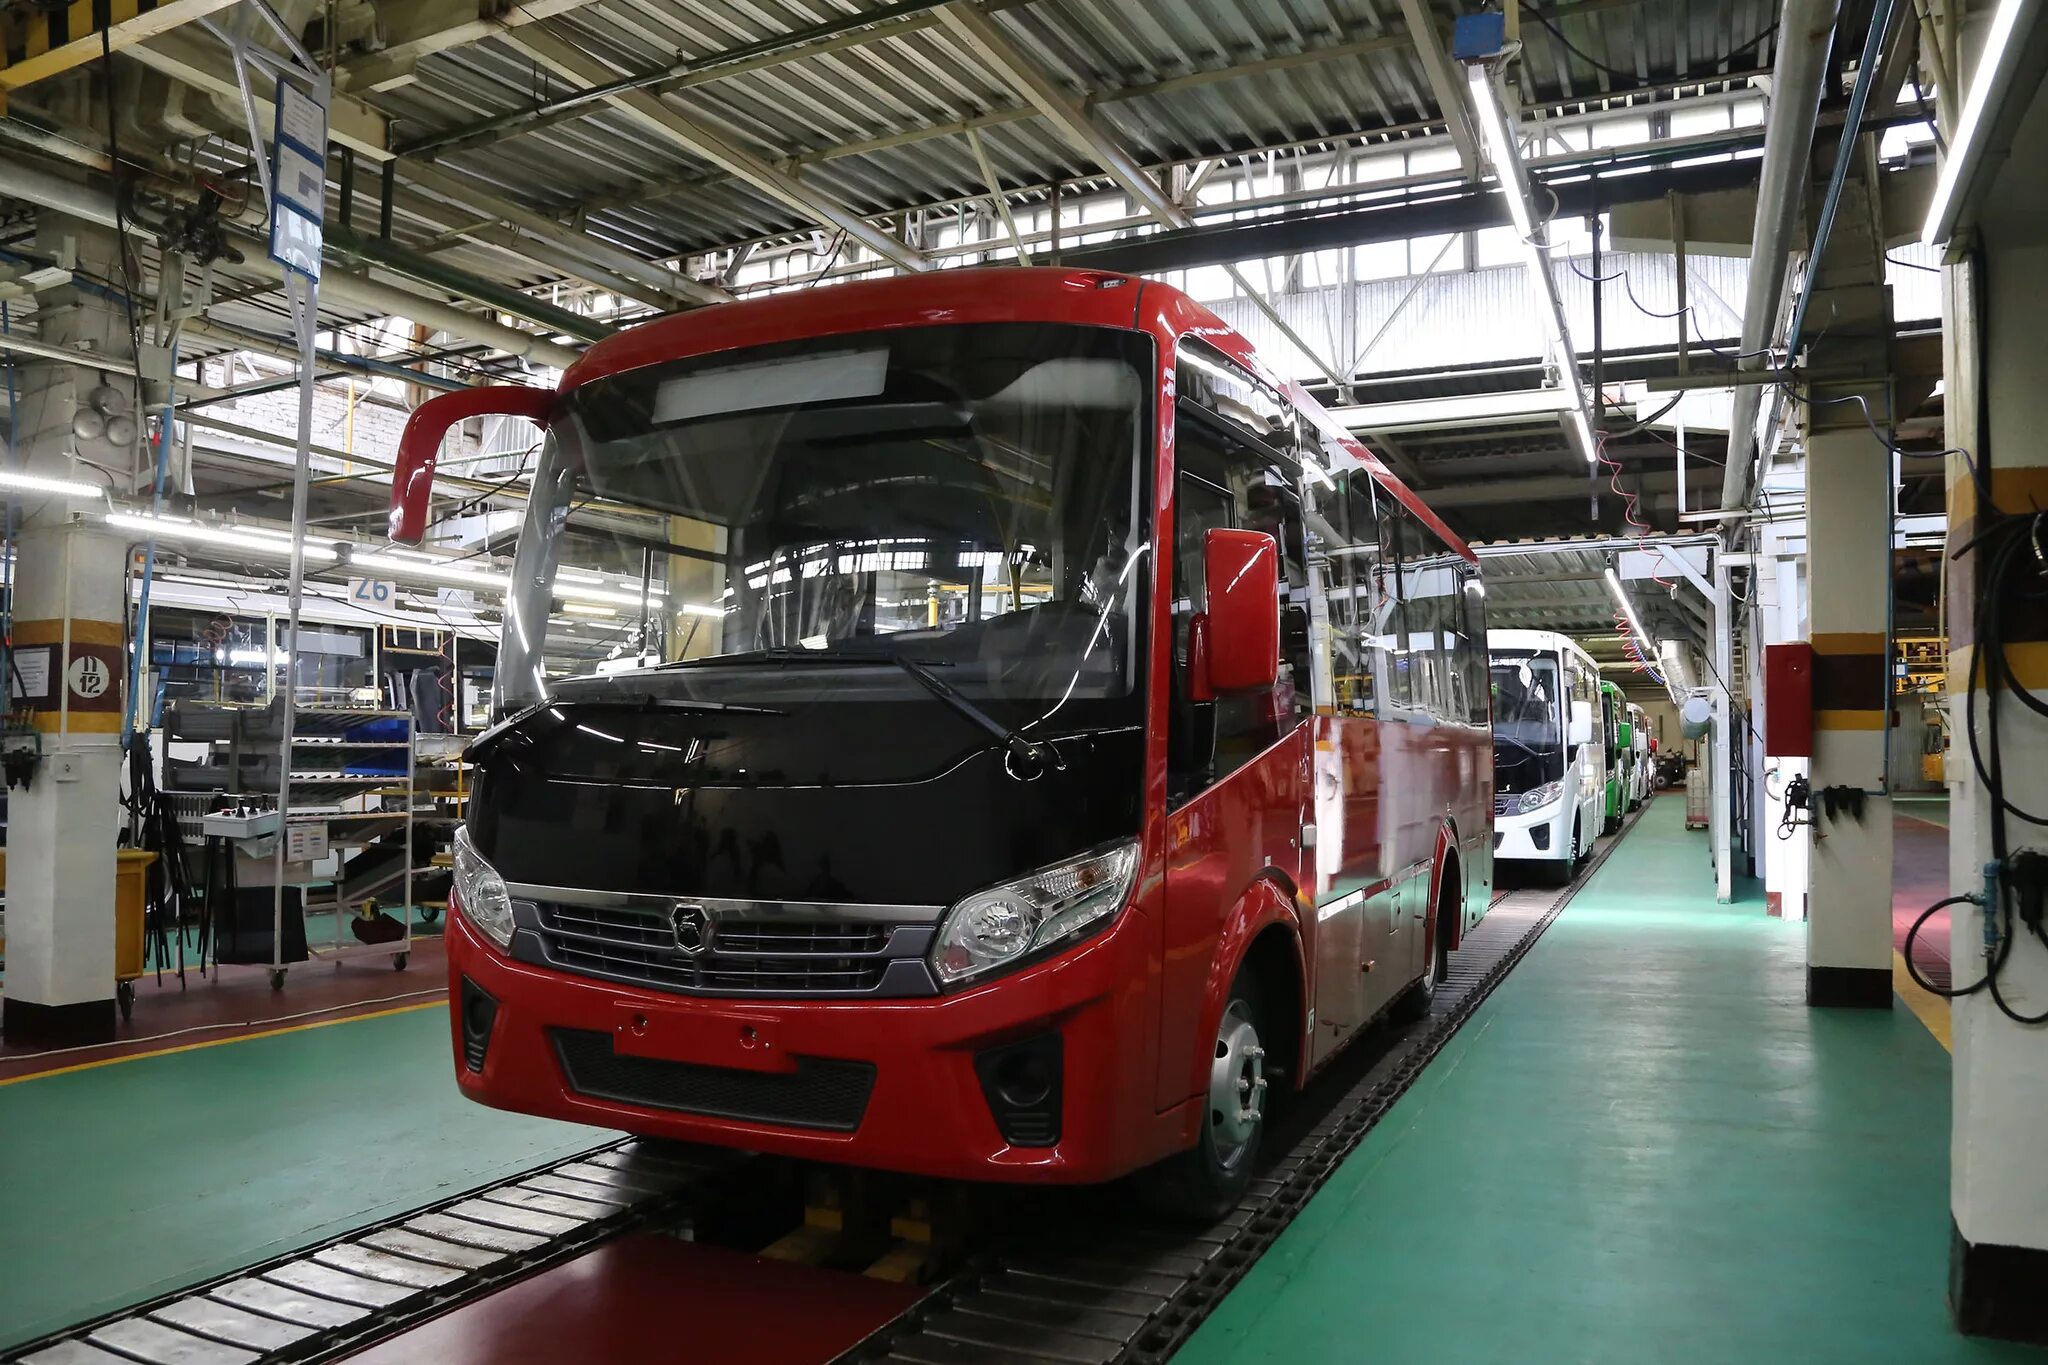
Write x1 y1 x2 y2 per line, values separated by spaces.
0 1006 601 1350
1897 793 1951 828
1179 797 2025 1365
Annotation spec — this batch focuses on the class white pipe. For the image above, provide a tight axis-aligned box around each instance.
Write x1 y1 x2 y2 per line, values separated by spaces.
0 159 582 369
1718 0 1842 519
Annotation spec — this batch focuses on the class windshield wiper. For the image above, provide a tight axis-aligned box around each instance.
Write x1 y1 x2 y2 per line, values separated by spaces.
888 655 1065 780
467 695 785 760
640 646 1061 777
651 646 888 671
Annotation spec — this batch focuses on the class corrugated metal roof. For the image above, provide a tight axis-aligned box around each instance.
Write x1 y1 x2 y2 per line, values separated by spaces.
361 0 1788 263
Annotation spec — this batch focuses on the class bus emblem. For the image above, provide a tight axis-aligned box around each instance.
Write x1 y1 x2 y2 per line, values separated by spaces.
670 903 711 955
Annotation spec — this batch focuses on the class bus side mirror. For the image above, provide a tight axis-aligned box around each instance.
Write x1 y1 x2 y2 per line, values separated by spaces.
1569 699 1594 748
1200 528 1280 695
389 385 555 544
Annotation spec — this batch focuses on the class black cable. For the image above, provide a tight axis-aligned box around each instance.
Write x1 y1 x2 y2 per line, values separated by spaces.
1520 4 1778 80
801 231 848 289
1603 390 1685 439
434 447 542 524
1775 384 1986 506
97 30 149 393
1564 256 1780 363
1883 247 2048 1021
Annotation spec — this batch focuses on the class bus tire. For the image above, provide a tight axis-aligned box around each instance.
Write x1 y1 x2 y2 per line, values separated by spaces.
1139 971 1270 1222
1392 870 1453 1024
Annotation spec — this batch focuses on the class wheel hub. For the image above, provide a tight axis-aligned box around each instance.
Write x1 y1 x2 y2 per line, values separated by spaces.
1209 999 1267 1168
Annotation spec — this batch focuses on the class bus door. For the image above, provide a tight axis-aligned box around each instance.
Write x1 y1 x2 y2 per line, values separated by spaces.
1158 379 1313 1112
1299 467 1404 1062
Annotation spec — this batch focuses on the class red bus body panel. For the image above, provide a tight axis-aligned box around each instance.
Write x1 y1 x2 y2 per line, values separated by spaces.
453 268 1492 1184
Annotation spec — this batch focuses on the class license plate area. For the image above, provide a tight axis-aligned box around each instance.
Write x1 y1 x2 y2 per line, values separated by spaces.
610 1000 794 1073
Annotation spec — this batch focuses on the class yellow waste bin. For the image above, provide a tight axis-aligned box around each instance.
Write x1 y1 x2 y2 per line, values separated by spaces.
0 848 157 1021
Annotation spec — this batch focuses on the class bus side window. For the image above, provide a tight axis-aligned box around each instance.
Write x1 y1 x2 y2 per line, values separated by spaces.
1307 468 1379 715
1459 563 1491 726
1342 473 1399 719
1170 385 1314 807
1378 496 1418 714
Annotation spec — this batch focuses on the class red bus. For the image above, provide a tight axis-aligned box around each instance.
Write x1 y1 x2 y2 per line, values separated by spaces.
392 267 1494 1217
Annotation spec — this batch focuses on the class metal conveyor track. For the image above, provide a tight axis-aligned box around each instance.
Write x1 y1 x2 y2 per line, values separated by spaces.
8 806 1649 1365
840 805 1647 1365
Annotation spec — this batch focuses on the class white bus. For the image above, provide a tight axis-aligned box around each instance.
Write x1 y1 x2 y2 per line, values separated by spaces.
1626 701 1652 809
1488 629 1607 881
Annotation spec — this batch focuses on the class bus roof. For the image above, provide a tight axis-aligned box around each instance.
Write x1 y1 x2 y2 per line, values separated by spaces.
561 267 1151 393
1488 628 1601 670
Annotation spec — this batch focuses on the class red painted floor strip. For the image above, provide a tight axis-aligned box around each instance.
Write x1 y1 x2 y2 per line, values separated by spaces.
0 937 448 1080
1891 808 1951 991
343 1234 925 1365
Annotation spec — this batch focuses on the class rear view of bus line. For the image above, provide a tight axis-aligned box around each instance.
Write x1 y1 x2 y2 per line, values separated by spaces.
393 267 1495 1217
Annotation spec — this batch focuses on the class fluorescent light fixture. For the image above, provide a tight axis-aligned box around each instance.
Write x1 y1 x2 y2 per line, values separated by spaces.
1604 568 1656 661
1571 409 1599 463
555 585 657 608
1328 388 1576 433
351 551 507 594
562 603 616 618
1923 0 2046 245
676 602 725 618
1465 62 1599 465
0 469 103 500
108 512 337 563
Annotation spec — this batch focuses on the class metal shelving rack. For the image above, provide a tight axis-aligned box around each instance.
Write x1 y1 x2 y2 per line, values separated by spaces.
274 706 416 986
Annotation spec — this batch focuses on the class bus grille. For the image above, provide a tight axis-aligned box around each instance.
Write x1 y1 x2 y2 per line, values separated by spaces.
1493 793 1515 818
532 902 894 995
552 1029 875 1132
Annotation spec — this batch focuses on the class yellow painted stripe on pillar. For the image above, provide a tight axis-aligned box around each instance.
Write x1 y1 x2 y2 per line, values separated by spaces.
1950 642 2048 694
11 618 123 647
1951 466 2048 531
1811 632 1887 655
28 711 121 733
1893 950 1952 1052
1814 709 1887 731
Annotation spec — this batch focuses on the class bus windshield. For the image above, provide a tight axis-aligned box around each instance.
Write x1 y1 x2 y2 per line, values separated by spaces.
497 322 1151 714
1489 652 1565 792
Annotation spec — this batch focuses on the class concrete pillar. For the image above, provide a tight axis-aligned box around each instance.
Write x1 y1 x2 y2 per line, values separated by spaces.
1798 146 1895 1009
1801 417 1895 1004
1945 231 2048 1343
0 214 140 1046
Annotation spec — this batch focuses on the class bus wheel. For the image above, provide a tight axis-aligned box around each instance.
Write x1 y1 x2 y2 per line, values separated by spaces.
1139 975 1269 1222
1393 876 1453 1023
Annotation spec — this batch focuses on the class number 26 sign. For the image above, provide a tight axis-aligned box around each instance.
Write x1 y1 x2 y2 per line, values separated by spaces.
348 578 397 606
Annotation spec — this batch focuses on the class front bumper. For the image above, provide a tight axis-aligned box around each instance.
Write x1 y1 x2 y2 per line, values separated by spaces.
1493 801 1567 861
445 908 1172 1184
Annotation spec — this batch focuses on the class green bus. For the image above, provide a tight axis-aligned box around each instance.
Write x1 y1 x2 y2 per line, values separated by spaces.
1601 679 1627 834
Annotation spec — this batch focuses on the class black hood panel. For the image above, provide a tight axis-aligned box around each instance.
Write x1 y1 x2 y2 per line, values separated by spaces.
467 698 1142 905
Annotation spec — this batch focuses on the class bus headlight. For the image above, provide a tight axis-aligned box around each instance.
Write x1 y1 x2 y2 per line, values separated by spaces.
452 826 516 950
1516 781 1564 815
932 840 1139 987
